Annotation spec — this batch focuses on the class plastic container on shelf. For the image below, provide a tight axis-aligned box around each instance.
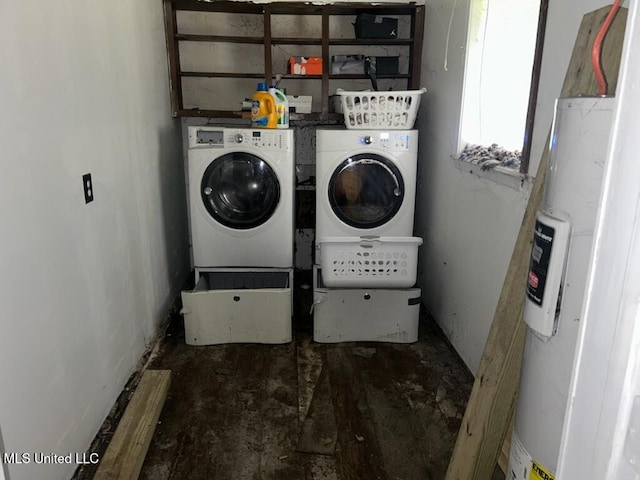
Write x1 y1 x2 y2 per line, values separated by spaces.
318 236 423 288
251 82 277 128
337 88 426 130
269 87 289 129
287 95 312 114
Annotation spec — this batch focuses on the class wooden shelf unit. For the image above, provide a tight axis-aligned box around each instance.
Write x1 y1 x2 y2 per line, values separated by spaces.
163 0 425 119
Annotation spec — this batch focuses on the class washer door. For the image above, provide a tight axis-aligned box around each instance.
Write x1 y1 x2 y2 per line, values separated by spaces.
328 153 404 229
201 152 280 230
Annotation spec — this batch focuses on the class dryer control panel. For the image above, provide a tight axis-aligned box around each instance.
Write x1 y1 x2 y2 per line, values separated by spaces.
357 132 412 150
227 130 287 150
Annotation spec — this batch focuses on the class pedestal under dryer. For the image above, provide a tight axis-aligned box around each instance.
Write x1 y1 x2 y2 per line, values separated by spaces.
312 266 421 343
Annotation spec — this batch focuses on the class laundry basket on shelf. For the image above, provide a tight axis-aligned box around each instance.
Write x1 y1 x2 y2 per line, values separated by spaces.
336 88 426 130
318 236 422 288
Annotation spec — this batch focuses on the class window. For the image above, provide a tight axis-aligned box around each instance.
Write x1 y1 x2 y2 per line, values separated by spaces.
458 0 547 174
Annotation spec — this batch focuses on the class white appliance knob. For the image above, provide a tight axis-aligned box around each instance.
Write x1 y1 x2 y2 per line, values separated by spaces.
235 134 244 143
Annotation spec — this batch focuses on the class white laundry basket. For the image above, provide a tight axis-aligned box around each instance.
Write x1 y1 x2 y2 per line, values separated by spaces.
337 88 426 129
318 236 422 288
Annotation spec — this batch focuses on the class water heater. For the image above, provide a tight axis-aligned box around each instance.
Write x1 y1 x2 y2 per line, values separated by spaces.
508 96 614 479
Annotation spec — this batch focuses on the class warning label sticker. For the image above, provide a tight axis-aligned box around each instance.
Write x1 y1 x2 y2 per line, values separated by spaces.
526 220 555 306
507 431 556 480
530 461 555 480
507 431 532 480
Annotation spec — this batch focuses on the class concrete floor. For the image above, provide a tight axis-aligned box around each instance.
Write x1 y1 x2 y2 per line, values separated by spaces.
75 271 505 480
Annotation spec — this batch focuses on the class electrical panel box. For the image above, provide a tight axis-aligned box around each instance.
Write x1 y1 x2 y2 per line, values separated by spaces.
523 211 571 337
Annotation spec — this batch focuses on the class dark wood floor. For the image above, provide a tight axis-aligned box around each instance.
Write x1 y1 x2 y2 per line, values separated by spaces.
131 271 486 480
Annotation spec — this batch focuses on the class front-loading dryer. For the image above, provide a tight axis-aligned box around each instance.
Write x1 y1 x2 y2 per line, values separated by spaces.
315 127 418 238
187 126 295 268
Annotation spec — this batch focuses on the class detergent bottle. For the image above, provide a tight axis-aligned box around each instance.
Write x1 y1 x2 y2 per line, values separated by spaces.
269 87 290 129
251 82 277 128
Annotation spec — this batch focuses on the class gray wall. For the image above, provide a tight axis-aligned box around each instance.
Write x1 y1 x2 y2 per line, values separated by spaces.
0 2 190 479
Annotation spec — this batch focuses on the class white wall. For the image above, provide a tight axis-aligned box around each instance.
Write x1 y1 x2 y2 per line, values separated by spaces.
0 426 8 480
416 0 625 372
416 0 528 372
0 2 190 480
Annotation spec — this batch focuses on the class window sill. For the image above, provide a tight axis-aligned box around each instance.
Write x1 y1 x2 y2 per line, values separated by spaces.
453 158 529 191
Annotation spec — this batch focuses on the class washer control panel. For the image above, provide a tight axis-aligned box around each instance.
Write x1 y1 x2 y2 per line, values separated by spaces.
190 127 290 151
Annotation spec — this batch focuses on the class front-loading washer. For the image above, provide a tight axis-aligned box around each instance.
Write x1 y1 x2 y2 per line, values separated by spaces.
315 127 418 239
187 126 294 268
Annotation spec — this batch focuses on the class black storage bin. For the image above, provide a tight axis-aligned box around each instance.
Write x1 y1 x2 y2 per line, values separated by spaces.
373 56 399 75
331 55 399 75
354 13 398 39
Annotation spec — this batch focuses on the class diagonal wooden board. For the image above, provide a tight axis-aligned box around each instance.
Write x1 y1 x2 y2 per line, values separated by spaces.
296 363 338 455
325 347 391 480
93 370 171 480
444 6 627 479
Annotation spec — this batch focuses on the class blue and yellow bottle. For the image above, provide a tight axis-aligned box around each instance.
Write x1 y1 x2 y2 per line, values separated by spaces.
251 82 277 128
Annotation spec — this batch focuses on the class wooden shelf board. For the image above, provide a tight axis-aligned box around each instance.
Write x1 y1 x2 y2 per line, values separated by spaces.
176 34 266 44
179 71 266 79
329 73 410 79
169 1 420 16
329 38 413 45
271 37 323 45
169 0 264 14
175 109 343 122
176 36 412 46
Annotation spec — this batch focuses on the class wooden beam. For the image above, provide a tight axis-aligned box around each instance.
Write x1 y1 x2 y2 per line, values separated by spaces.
409 5 425 90
326 348 390 480
561 6 627 97
497 413 514 474
321 6 330 120
163 0 181 118
94 370 171 480
445 6 627 479
296 364 338 455
520 0 549 175
263 4 273 85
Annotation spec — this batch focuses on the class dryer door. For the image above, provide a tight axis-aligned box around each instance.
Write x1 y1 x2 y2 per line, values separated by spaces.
201 152 280 229
328 153 404 229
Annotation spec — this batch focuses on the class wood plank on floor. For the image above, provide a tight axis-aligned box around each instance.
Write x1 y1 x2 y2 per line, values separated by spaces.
94 370 171 480
296 336 325 426
254 343 306 478
325 347 390 480
360 373 433 479
296 364 338 456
